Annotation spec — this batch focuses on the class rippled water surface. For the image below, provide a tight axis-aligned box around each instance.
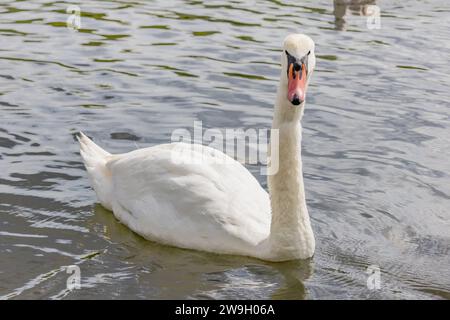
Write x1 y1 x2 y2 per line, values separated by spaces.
1 0 449 299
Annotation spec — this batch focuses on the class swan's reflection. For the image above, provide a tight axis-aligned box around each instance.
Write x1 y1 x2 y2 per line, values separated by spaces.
87 204 314 299
333 0 377 30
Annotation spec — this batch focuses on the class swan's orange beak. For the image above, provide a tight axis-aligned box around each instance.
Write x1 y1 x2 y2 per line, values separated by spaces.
287 63 307 106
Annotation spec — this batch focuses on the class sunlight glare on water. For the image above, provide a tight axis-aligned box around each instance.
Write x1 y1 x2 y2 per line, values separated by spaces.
0 0 449 299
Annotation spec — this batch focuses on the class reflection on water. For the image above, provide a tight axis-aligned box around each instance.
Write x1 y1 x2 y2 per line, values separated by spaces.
0 0 449 299
333 0 377 30
86 205 312 300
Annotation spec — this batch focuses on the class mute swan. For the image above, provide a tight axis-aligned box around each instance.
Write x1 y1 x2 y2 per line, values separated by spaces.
78 34 316 261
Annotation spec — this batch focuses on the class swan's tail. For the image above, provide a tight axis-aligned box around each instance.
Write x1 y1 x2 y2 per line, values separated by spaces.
77 132 113 210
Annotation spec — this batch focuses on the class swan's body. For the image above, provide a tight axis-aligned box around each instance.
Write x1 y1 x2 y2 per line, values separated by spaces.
79 34 316 261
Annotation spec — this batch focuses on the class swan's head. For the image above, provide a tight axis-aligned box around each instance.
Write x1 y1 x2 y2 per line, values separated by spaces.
281 34 316 107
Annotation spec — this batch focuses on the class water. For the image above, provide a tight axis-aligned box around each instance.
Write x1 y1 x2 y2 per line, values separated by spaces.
0 0 449 299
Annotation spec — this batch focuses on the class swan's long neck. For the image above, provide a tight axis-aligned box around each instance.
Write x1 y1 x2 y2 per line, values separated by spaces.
266 80 315 260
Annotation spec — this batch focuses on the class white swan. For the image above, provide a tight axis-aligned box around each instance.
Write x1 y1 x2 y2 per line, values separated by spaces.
79 34 316 262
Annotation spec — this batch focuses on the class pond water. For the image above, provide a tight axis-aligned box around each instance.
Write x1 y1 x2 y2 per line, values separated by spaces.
0 0 449 299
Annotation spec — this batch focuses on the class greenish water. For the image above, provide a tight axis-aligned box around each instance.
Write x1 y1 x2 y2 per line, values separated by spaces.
0 0 449 299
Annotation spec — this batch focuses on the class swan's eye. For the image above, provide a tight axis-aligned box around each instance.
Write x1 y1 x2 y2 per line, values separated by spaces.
307 50 311 56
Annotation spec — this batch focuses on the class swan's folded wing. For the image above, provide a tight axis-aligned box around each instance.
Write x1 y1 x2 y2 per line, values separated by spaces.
105 143 271 251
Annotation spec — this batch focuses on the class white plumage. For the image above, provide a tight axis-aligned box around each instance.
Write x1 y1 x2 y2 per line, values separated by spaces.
79 34 316 261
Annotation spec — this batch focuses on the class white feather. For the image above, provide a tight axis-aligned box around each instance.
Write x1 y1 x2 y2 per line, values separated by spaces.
79 34 316 261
